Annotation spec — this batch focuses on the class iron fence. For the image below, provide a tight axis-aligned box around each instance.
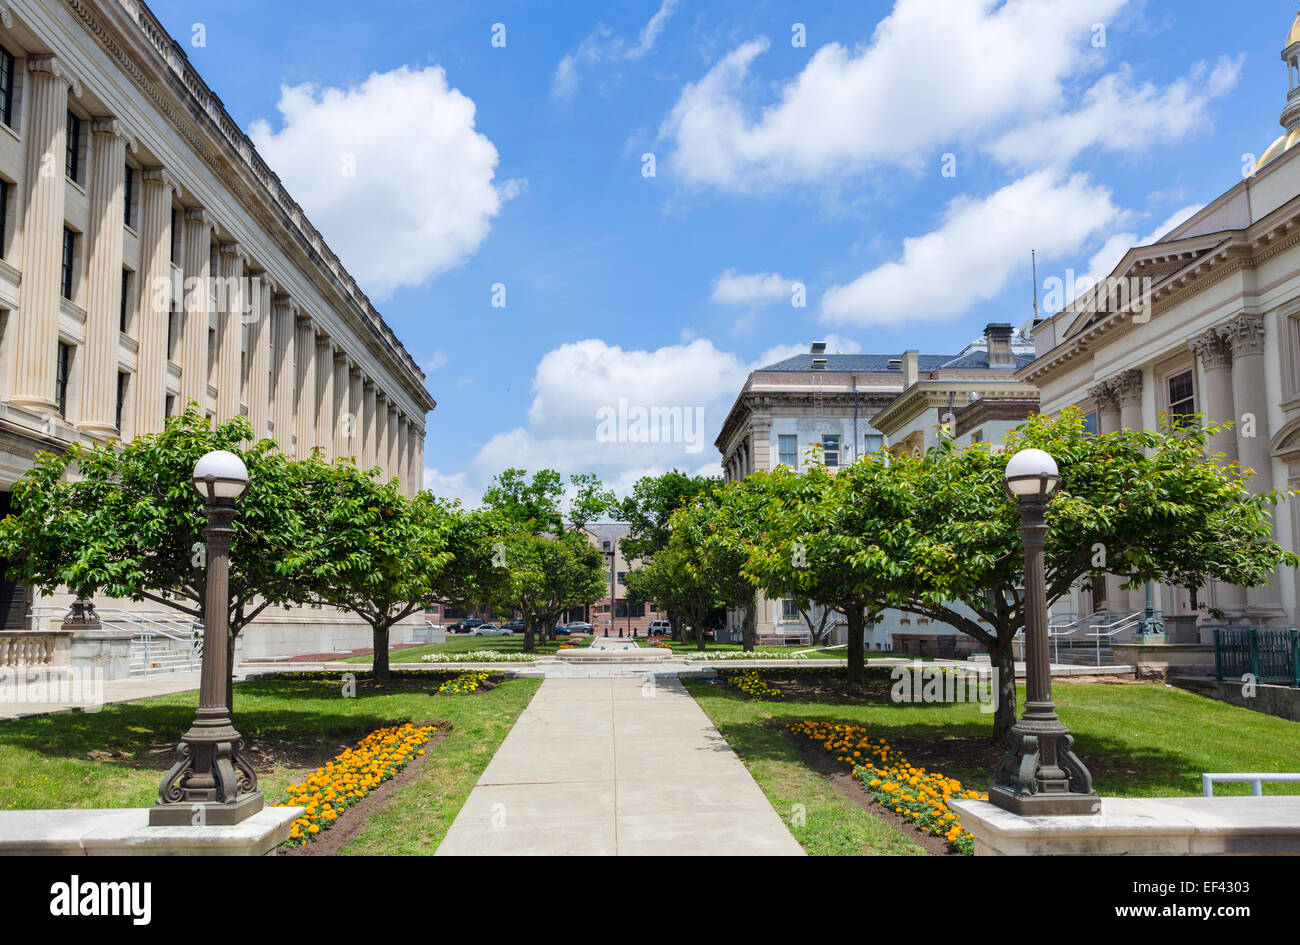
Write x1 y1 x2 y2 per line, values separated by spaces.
1213 627 1300 688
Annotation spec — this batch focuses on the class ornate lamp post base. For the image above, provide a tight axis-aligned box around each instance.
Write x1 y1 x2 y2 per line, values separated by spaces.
150 793 264 827
989 721 1100 816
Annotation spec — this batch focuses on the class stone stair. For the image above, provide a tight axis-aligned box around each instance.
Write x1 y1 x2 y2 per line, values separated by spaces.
129 634 199 677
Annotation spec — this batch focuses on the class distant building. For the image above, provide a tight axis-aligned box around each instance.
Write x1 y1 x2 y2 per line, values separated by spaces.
715 324 1039 654
578 523 658 636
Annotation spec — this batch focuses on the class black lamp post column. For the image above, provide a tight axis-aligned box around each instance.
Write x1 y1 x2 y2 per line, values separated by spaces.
990 457 1100 816
150 463 262 826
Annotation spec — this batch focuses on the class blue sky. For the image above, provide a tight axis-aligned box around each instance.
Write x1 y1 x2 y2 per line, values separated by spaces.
148 0 1296 502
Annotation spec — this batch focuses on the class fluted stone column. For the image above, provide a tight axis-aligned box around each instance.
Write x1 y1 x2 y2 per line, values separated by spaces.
314 333 335 459
215 243 245 422
132 167 180 436
1226 315 1285 621
245 270 272 439
396 417 411 496
11 59 78 412
78 118 135 436
332 351 349 458
346 367 363 463
406 423 422 496
1189 329 1238 461
179 209 214 412
1090 381 1121 434
362 381 378 470
293 315 317 458
270 294 296 452
377 397 393 479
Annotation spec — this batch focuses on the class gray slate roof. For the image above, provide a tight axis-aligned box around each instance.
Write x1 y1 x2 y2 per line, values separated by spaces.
755 354 957 373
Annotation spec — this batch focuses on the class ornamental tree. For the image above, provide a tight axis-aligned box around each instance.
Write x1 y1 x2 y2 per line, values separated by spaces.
496 530 606 651
298 462 454 681
741 463 901 683
0 408 323 708
841 410 1297 740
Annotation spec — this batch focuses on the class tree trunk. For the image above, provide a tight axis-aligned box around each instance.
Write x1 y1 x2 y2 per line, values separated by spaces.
372 622 391 683
988 632 1018 743
524 617 535 653
845 604 865 686
695 612 706 651
741 596 756 653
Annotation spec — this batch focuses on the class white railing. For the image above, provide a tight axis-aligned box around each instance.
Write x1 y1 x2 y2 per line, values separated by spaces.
27 606 201 676
1086 611 1147 666
1202 773 1300 797
1019 610 1126 662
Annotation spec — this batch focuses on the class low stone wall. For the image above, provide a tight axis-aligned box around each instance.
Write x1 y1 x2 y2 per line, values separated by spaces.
68 629 133 680
237 611 424 660
1110 642 1214 680
1171 675 1300 722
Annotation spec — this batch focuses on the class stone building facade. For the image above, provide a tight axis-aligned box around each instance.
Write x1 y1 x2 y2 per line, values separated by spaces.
0 0 435 658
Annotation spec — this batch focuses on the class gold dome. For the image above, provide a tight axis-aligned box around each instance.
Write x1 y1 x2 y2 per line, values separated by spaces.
1256 133 1290 172
1288 12 1300 48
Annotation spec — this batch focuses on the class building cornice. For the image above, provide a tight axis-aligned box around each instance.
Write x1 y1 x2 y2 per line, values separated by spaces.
871 380 1037 437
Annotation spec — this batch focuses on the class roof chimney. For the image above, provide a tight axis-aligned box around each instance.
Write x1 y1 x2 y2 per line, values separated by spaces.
810 341 827 355
902 349 919 387
985 323 1015 367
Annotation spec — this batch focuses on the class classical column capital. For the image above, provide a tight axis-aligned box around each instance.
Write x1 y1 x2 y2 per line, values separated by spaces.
141 165 183 199
333 348 350 367
1088 381 1118 412
1189 327 1233 370
1221 314 1265 358
218 241 249 267
90 116 138 153
184 206 215 232
27 57 83 98
1111 369 1143 407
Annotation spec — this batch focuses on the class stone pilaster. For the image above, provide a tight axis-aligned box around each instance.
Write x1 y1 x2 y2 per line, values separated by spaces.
79 118 135 437
332 350 349 458
373 393 389 476
132 167 180 436
215 242 245 422
387 405 401 485
347 366 363 463
362 380 377 470
1224 314 1285 621
179 208 214 412
245 270 272 440
11 59 79 412
292 315 317 459
314 333 334 459
396 416 411 495
270 294 296 453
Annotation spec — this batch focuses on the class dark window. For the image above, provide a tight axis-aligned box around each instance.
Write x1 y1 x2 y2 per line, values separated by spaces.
0 180 9 260
629 603 645 618
167 303 177 359
170 207 178 263
1168 370 1196 428
66 112 82 183
60 228 75 300
164 394 175 419
115 372 127 431
0 45 13 127
123 165 135 228
120 269 130 333
822 434 841 467
55 342 70 416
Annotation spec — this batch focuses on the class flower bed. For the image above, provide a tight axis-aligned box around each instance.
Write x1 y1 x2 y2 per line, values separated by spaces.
278 722 436 846
723 669 784 699
420 650 538 663
786 720 983 854
437 670 493 694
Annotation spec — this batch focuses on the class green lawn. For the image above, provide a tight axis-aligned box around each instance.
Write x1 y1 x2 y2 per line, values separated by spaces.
345 633 589 663
684 673 1300 855
643 640 923 661
0 674 539 854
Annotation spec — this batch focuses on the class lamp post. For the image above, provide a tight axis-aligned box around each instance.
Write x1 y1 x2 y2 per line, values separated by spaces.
150 450 263 826
989 448 1100 816
1134 580 1167 641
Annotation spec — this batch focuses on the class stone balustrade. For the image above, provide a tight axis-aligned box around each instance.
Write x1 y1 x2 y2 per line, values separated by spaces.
0 631 72 669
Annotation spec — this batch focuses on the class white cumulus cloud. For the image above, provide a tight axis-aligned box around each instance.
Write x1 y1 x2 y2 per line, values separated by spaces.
249 66 519 299
552 0 680 100
820 171 1123 327
660 0 1128 190
711 269 800 305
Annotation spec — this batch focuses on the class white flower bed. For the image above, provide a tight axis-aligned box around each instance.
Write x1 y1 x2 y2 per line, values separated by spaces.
681 650 808 661
420 651 539 663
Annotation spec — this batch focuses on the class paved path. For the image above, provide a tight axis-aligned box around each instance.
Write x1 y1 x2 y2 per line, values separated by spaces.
0 668 266 721
436 676 804 856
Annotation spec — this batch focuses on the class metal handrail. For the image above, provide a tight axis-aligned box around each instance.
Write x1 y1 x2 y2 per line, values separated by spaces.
1086 611 1149 666
1202 773 1300 797
25 605 202 675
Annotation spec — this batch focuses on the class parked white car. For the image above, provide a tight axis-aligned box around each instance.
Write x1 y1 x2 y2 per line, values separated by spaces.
471 623 513 636
648 620 672 634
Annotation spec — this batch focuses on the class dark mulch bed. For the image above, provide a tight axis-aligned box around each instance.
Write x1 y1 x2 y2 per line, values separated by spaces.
268 670 503 695
717 667 899 703
108 724 384 774
277 723 449 856
783 724 956 856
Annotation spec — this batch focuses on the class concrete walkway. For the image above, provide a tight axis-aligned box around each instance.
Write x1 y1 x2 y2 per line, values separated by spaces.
0 668 267 721
436 676 804 856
